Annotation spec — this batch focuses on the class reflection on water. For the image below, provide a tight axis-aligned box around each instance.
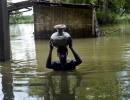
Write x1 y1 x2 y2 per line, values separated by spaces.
1 62 14 100
0 24 130 99
10 24 36 66
46 71 81 100
117 42 130 99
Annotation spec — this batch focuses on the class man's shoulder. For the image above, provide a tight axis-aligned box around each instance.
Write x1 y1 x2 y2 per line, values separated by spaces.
52 61 60 65
52 60 74 66
51 60 77 71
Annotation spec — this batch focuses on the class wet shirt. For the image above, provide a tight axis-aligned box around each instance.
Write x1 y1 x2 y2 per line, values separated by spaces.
47 60 78 71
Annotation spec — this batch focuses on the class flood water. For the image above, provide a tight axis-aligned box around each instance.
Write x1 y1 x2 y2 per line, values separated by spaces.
0 24 130 100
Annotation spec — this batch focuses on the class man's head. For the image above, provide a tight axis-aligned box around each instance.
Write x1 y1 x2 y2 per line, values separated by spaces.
57 47 68 64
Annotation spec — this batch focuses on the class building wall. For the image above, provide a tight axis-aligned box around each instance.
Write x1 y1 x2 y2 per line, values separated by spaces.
34 4 94 39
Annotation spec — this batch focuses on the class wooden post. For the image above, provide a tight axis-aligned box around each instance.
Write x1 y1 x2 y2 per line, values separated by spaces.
92 7 95 36
0 0 10 61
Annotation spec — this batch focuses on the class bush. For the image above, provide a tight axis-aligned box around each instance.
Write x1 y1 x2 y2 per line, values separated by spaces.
116 14 130 24
97 11 117 25
10 15 34 24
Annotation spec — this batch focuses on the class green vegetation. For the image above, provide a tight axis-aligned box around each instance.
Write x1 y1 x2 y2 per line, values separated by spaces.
96 11 118 25
51 0 130 25
10 15 34 24
9 0 130 25
116 14 130 24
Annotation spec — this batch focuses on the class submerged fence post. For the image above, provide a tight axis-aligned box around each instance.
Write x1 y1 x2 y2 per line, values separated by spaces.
0 0 10 61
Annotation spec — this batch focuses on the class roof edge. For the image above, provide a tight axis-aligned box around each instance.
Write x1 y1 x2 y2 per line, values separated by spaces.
33 1 97 8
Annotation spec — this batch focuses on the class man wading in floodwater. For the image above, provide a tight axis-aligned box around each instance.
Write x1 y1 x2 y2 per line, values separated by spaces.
46 24 82 71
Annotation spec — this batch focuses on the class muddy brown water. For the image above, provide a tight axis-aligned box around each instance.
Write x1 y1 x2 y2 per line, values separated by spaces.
0 24 130 100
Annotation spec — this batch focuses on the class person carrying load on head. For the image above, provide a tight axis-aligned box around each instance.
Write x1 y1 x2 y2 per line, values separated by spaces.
46 24 82 71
